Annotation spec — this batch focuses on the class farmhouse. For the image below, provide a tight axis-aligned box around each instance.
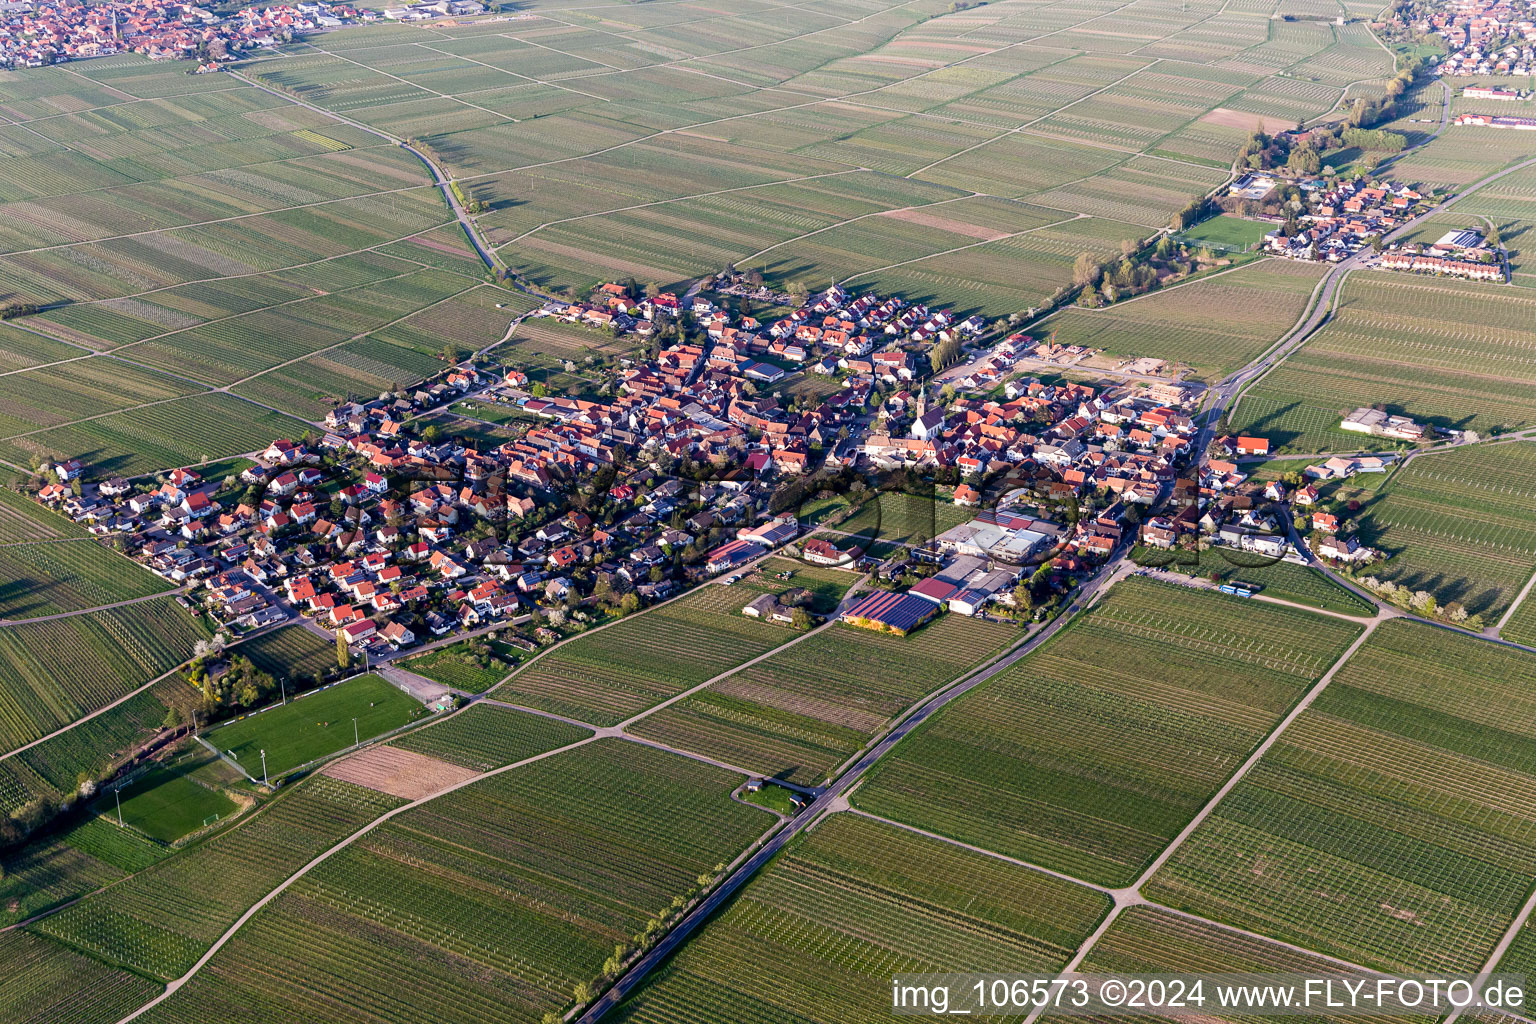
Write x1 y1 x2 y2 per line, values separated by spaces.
1340 407 1426 441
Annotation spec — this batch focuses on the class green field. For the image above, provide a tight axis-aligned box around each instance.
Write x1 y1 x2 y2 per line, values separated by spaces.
1176 214 1272 249
390 702 590 772
1355 442 1536 620
854 578 1363 885
236 625 340 686
0 814 169 927
837 490 975 547
1037 258 1326 380
632 614 1016 786
610 813 1111 1023
1148 619 1536 973
30 775 402 980
204 674 425 777
109 753 240 844
129 740 774 1024
0 930 160 1024
1203 559 1376 616
1233 274 1536 452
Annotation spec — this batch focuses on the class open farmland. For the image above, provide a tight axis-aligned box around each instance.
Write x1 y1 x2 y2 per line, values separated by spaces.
631 613 1015 786
29 775 403 981
0 814 170 927
235 625 339 686
1057 905 1414 1024
0 485 89 543
131 740 773 1024
213 0 1374 311
610 813 1111 1024
496 579 809 725
0 930 161 1024
853 578 1363 885
1232 273 1536 452
0 392 312 480
1147 620 1536 974
390 702 590 772
0 596 210 755
0 537 171 620
1036 258 1326 380
400 637 521 693
1355 442 1536 621
1208 559 1376 616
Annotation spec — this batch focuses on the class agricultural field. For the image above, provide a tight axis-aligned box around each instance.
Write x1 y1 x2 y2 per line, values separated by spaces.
1500 585 1536 647
1233 273 1536 452
130 740 774 1024
1355 442 1536 620
390 702 590 772
611 813 1112 1024
853 578 1363 885
496 579 806 726
0 485 89 543
400 636 521 693
0 391 313 480
1147 620 1536 974
29 774 402 981
0 596 210 756
203 673 427 778
0 537 171 620
0 813 169 927
631 613 1015 786
235 625 340 686
1064 904 1401 1024
1206 559 1376 616
1037 258 1326 380
0 930 161 1024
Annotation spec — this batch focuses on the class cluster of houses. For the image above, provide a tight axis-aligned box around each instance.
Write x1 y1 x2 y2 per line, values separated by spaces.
381 0 485 21
1407 0 1536 53
0 0 363 67
1454 111 1536 129
1340 406 1429 441
1377 226 1503 280
1266 179 1428 262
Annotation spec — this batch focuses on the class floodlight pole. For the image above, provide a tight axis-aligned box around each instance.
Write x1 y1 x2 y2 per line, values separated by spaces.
280 677 287 705
260 749 268 787
115 786 123 827
353 718 359 748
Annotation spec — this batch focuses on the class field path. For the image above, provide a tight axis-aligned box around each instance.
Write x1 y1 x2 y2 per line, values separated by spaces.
111 730 605 1024
573 545 1128 1022
0 583 189 626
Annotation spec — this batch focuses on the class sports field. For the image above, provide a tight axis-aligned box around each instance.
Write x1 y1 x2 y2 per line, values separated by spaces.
853 578 1363 885
204 673 425 777
109 755 239 844
1147 620 1536 974
1176 213 1271 249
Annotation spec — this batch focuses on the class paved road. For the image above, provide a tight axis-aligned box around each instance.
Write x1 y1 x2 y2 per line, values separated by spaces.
575 551 1130 1022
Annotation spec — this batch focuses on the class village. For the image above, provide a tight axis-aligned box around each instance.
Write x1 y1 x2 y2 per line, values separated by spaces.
24 237 1448 690
0 0 368 67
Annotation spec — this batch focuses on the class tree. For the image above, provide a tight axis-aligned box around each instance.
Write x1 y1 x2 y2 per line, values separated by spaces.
790 607 813 630
337 632 351 671
1071 252 1101 288
1488 222 1503 249
572 982 593 1005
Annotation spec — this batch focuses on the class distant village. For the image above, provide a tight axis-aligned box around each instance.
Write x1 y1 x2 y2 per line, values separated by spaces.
0 0 369 67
